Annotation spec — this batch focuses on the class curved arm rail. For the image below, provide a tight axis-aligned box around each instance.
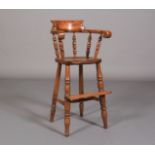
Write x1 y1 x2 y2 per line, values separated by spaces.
51 28 112 38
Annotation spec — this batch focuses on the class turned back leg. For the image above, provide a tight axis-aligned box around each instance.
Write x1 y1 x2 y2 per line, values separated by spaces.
79 64 84 117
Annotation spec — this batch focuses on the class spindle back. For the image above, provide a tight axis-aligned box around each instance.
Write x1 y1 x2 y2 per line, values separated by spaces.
51 20 112 59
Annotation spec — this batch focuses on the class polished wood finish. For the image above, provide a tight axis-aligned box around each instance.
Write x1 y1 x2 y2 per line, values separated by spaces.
51 20 84 31
86 33 92 58
51 29 112 38
64 65 71 137
57 97 99 104
65 90 112 102
52 34 59 58
58 33 65 58
96 62 108 128
50 63 62 122
79 64 84 117
94 35 103 59
72 33 77 57
55 56 101 65
56 98 65 105
50 20 112 137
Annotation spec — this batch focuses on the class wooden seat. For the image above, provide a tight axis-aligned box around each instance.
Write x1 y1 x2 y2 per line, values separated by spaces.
55 56 101 65
49 20 112 137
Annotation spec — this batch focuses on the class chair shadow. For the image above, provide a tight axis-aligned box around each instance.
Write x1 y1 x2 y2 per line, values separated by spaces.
0 94 105 136
0 89 145 137
54 108 104 136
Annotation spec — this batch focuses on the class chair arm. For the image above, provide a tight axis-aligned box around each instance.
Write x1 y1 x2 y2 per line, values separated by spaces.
51 28 112 38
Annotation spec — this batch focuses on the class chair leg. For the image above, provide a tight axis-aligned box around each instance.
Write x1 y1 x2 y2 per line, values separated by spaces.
50 63 62 122
64 65 71 137
96 62 108 128
79 64 84 117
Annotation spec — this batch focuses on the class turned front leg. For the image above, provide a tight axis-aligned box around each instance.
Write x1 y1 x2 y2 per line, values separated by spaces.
96 62 108 128
50 63 62 122
64 65 71 137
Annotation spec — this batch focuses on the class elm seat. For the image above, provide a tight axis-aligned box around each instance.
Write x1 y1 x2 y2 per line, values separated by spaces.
49 20 112 137
55 56 101 65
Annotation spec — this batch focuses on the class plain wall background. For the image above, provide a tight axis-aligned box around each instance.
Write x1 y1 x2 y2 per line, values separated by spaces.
0 10 155 80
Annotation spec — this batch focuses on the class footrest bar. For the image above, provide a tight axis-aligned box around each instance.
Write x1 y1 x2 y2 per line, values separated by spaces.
65 90 112 102
56 98 65 105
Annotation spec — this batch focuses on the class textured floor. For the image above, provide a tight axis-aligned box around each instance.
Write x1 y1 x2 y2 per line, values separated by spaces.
0 79 155 144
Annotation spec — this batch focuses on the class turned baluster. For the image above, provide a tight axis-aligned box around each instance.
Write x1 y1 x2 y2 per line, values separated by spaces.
72 33 77 57
58 33 65 58
94 34 103 59
52 34 60 58
86 33 92 58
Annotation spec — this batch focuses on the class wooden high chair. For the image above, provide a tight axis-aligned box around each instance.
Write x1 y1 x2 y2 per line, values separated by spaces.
49 20 112 137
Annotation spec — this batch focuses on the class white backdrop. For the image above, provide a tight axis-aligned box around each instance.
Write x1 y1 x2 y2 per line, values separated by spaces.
0 10 155 80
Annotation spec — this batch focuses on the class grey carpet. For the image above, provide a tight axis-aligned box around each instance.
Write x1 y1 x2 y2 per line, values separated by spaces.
0 79 155 144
